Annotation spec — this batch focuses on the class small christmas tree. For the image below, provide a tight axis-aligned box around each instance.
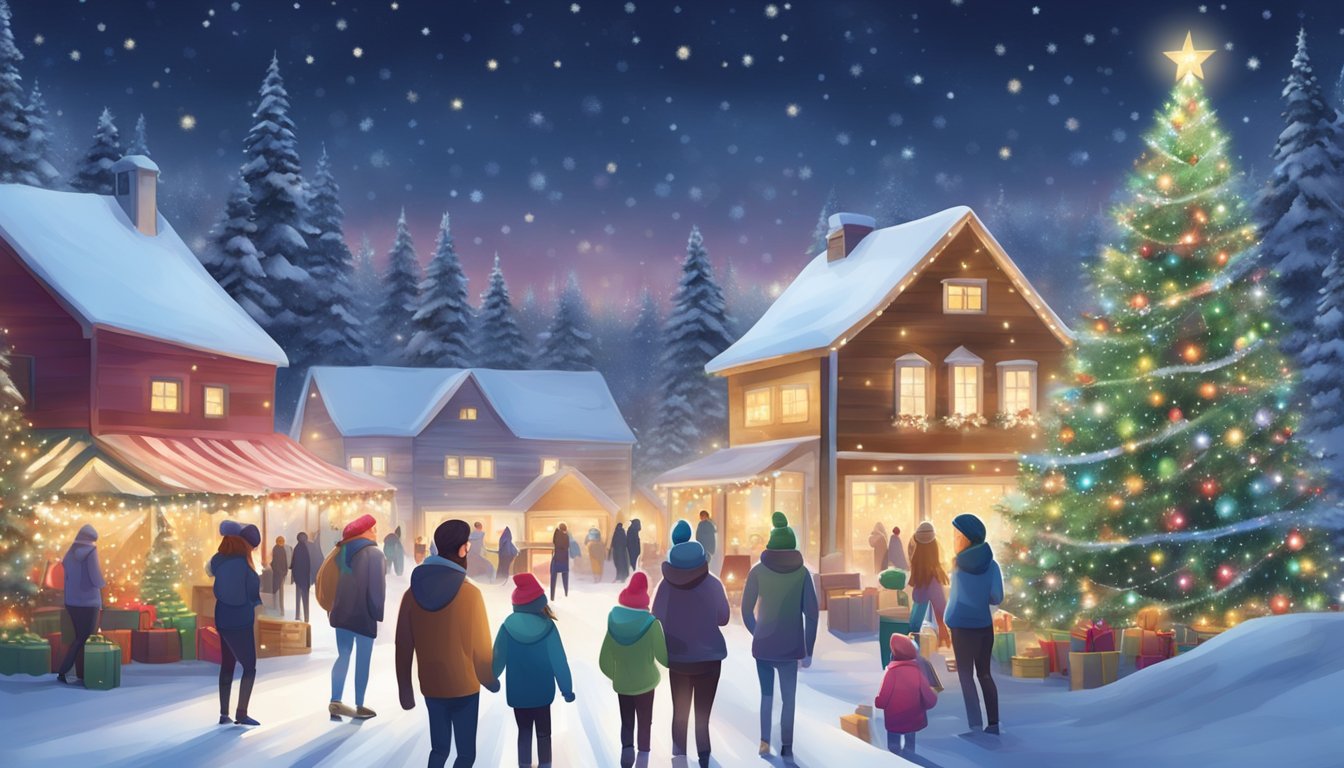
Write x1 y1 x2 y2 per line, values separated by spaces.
0 349 41 627
475 254 529 369
374 209 422 364
408 213 473 367
140 511 191 620
70 108 122 195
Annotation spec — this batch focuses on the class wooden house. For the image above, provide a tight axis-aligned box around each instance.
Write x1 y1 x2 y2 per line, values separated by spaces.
654 209 1072 571
292 366 637 570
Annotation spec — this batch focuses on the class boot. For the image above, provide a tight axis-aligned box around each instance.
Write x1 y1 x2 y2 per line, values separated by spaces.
235 714 260 726
353 706 377 720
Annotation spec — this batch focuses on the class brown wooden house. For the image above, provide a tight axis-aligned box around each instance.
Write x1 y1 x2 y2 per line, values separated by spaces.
654 208 1072 571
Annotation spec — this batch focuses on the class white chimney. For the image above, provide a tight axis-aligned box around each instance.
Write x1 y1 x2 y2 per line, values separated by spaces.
826 212 875 262
110 155 160 236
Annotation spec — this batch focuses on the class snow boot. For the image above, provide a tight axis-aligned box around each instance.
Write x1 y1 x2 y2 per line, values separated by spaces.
353 706 377 720
780 745 794 759
235 714 260 726
619 746 636 768
698 751 711 768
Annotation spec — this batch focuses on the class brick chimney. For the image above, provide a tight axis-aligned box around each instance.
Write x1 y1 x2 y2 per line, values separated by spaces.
110 155 160 236
826 212 875 262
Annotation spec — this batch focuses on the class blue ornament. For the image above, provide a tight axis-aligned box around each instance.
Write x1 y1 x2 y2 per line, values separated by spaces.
1215 496 1236 518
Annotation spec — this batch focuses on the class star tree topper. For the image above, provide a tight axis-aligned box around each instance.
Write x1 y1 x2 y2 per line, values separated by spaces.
1165 31 1215 81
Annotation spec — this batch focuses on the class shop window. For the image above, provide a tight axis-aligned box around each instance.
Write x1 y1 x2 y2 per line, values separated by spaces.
744 387 772 427
463 456 494 479
780 384 809 423
997 361 1038 414
848 479 917 571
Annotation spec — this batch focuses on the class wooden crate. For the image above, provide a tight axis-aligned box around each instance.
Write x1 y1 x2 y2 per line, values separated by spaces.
1011 655 1048 679
257 617 311 658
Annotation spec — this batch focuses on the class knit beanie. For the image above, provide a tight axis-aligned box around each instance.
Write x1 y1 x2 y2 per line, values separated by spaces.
511 573 546 606
342 513 377 541
238 524 262 549
913 521 936 544
879 568 907 590
766 511 797 550
219 519 242 538
888 632 918 662
671 519 692 545
619 571 650 610
667 519 707 569
951 513 986 545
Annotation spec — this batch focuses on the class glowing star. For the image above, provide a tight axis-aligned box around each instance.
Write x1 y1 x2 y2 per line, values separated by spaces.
450 97 464 110
1165 32 1215 81
785 103 800 117
179 114 197 131
676 45 691 60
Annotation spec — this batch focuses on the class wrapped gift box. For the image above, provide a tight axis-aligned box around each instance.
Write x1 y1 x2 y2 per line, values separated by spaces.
257 616 311 658
1069 619 1116 653
102 629 133 665
878 611 912 668
0 633 51 676
160 614 197 660
1119 627 1144 659
132 628 182 663
45 632 72 674
993 611 1014 633
1038 633 1070 675
1139 630 1174 659
1193 626 1226 645
197 626 222 664
1011 655 1048 678
839 713 871 743
1175 642 1197 655
1136 654 1169 670
99 608 144 632
1136 606 1164 632
992 631 1017 664
30 606 66 637
120 601 158 631
83 636 121 690
918 629 938 660
828 592 875 634
1069 651 1120 690
191 585 216 619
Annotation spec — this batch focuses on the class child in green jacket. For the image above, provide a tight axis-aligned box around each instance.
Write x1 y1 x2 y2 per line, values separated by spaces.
599 571 668 767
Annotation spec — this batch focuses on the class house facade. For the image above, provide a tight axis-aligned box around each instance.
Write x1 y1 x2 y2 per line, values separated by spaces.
293 366 639 571
655 208 1072 571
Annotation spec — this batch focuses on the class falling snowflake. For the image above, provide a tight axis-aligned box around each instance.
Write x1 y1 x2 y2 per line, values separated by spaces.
336 18 348 31
451 97 464 110
69 49 81 61
994 43 1006 56
911 73 923 85
359 117 374 132
1083 33 1095 45
352 47 364 58
123 38 136 50
849 63 863 77
742 54 754 67
729 204 746 220
528 171 547 191
1007 78 1022 94
998 146 1012 160
469 190 484 203
1048 93 1060 106
900 146 916 160
1247 57 1260 71
799 166 813 179
487 59 499 71
785 103 800 117
1046 42 1057 54
179 114 197 131
676 45 691 60
836 132 851 146
1065 117 1080 131
765 4 779 18
421 27 430 36
570 3 581 12
406 91 419 103
305 54 315 64
529 111 546 126
606 161 618 173
625 3 636 12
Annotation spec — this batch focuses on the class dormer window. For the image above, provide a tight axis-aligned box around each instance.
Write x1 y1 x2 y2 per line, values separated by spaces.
893 353 933 418
943 279 987 314
944 346 984 416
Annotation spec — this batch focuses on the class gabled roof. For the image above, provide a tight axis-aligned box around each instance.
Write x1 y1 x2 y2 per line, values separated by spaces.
706 206 1073 375
0 185 287 366
294 366 636 444
510 466 622 515
652 436 818 488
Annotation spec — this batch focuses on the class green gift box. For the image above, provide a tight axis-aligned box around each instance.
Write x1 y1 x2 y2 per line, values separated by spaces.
878 612 913 668
0 632 51 676
161 613 197 660
30 607 65 638
992 631 1017 664
83 636 121 690
99 608 143 632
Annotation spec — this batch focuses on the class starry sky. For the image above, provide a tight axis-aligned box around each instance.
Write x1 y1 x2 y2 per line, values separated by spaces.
14 0 1344 316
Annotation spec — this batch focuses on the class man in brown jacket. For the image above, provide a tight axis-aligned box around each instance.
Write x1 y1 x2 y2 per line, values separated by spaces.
396 519 499 768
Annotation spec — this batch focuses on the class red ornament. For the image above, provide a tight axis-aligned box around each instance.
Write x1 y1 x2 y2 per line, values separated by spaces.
1168 407 1184 423
1270 594 1290 615
1130 293 1149 310
1188 154 1199 165
1199 477 1219 498
1140 245 1152 259
1215 564 1236 586
1165 508 1187 531
1059 426 1076 444
1286 529 1305 552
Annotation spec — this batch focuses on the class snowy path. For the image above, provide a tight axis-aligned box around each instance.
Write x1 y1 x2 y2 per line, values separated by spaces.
3 571 1343 767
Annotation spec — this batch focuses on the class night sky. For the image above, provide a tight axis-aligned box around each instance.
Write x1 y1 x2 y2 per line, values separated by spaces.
13 0 1344 316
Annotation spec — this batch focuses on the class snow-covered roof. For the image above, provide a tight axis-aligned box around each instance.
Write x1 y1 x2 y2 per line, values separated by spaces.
652 436 818 487
295 366 636 443
0 185 287 366
706 206 1073 374
111 154 159 174
828 212 876 229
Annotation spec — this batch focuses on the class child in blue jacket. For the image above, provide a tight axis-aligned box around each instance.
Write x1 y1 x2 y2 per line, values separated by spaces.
493 573 575 767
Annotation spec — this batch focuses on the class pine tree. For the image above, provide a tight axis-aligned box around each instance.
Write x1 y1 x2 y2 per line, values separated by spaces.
22 81 57 187
629 289 666 472
350 235 381 344
408 213 473 368
140 511 191 620
517 286 546 356
1004 69 1333 628
70 108 122 195
0 348 42 626
242 55 311 353
201 176 279 327
300 147 366 366
0 0 41 187
535 272 597 371
640 393 699 483
475 254 529 369
375 210 422 363
1254 29 1344 365
809 187 839 254
126 113 150 156
1300 250 1344 491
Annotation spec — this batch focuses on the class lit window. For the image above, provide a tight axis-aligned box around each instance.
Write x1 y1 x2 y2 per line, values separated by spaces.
895 357 930 417
444 456 460 478
459 407 478 420
997 361 1038 415
744 387 772 426
780 384 809 423
203 385 227 418
944 280 986 314
952 365 981 415
541 458 561 476
370 456 387 477
150 379 181 412
349 456 367 474
462 456 494 479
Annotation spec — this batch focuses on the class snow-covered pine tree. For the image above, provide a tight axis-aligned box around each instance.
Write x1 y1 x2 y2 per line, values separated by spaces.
535 272 597 371
1300 250 1344 492
809 187 839 254
69 108 122 195
126 113 150 156
299 147 366 366
408 213 473 368
475 254 529 369
0 0 43 187
517 286 546 357
639 393 699 483
628 289 665 473
242 55 311 354
201 176 279 328
21 81 57 187
1255 29 1344 364
350 235 381 338
374 209 422 363
0 345 42 625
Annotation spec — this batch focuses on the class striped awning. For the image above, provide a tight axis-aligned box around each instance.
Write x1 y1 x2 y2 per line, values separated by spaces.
27 431 390 497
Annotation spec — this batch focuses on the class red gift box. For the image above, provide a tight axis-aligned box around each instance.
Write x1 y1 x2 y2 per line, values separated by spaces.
1086 620 1116 652
102 629 133 665
197 626 222 665
1139 629 1174 658
121 601 158 631
1136 653 1169 670
1039 639 1069 674
131 628 181 663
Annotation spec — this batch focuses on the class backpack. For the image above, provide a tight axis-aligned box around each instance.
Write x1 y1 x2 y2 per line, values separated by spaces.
315 544 342 612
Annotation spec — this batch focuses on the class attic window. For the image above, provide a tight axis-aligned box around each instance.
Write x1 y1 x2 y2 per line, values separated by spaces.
459 407 478 421
943 279 987 314
541 458 561 476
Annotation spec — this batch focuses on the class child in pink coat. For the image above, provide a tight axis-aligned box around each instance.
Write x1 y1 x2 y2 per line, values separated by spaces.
875 633 938 754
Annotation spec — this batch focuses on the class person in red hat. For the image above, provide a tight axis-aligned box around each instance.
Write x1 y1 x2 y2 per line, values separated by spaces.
326 513 386 721
599 571 668 767
491 573 575 767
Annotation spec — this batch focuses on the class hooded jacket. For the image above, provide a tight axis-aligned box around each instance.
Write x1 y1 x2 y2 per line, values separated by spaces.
396 556 496 705
944 541 1004 629
551 528 571 571
210 552 262 630
741 549 819 662
491 600 574 708
291 533 313 589
497 528 519 560
330 537 387 637
62 526 105 608
652 560 730 664
598 606 668 695
875 638 938 733
625 520 642 567
887 530 910 571
695 518 717 556
610 524 629 570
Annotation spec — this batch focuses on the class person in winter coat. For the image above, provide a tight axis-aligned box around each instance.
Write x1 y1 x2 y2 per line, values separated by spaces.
397 519 499 768
291 532 313 623
384 526 406 577
868 522 889 576
875 633 938 754
652 520 730 767
415 536 428 564
625 519 643 574
694 510 717 571
56 524 105 686
492 573 575 767
887 525 910 571
610 523 630 582
741 512 819 759
586 527 606 581
550 523 571 600
494 527 519 584
211 520 264 725
328 514 387 721
907 521 951 646
600 571 667 767
465 522 495 582
944 513 1004 735
270 536 289 615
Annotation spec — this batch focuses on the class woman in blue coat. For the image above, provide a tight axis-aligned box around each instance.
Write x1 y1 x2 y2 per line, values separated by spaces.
211 520 264 726
56 525 105 685
944 514 1004 735
492 573 575 767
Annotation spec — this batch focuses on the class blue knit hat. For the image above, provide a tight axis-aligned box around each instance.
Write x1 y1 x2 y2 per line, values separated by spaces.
671 519 692 544
951 513 986 545
219 519 242 538
667 519 707 569
238 524 262 548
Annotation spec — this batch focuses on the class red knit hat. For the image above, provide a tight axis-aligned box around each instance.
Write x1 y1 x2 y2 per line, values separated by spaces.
619 572 650 610
342 514 377 542
512 573 545 605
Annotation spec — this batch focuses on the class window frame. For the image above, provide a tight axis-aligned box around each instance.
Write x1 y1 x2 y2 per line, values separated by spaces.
779 383 810 424
744 386 773 427
348 456 367 474
149 378 183 413
458 407 478 421
942 278 988 315
461 456 495 480
444 456 461 478
893 353 933 418
950 364 983 416
996 360 1039 415
202 384 228 419
541 457 561 476
370 455 388 477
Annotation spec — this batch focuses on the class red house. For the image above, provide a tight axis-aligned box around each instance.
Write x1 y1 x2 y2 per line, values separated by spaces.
0 159 388 593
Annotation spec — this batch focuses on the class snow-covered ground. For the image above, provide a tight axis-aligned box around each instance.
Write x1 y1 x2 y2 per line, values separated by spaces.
3 570 1342 768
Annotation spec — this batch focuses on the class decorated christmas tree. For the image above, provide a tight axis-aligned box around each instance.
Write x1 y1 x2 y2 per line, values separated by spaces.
0 349 42 626
140 511 191 620
1003 35 1335 629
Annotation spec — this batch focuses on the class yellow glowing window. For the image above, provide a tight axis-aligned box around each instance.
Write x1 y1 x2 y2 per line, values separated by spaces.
944 280 986 313
463 456 494 479
459 407 478 420
780 384 809 423
203 385 227 418
952 365 981 415
349 456 367 474
370 456 387 477
150 379 181 412
745 387 772 427
897 365 928 417
541 458 561 476
1000 367 1036 414
444 456 460 478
